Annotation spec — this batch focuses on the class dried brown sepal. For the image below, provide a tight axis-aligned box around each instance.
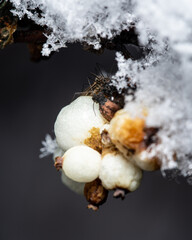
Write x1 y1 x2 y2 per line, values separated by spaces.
84 178 108 210
54 156 64 171
87 204 99 211
113 188 129 200
0 11 17 49
101 128 120 156
101 129 112 147
99 99 122 122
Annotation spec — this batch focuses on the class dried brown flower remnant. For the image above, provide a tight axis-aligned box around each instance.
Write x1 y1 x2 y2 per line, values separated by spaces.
99 99 122 122
82 76 110 97
54 156 64 171
82 75 124 121
101 128 112 147
84 178 108 211
0 7 17 49
84 127 102 153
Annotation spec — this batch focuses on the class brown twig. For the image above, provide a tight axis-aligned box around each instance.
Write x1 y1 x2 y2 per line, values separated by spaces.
13 30 47 43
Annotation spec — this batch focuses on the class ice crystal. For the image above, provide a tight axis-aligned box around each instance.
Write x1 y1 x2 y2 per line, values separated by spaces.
39 134 58 158
10 0 135 55
119 52 192 178
134 0 192 57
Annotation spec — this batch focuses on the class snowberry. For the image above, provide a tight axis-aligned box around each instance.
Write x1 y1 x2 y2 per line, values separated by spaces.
109 109 145 151
108 109 159 171
53 147 85 194
62 145 102 183
54 96 106 151
99 151 142 191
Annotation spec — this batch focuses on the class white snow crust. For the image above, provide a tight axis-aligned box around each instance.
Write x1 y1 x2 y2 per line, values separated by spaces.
10 0 135 55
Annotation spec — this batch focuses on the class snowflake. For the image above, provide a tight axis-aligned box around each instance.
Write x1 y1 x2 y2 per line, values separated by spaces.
39 134 58 158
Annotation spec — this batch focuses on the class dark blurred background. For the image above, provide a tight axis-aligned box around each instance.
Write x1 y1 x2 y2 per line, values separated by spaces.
0 43 192 240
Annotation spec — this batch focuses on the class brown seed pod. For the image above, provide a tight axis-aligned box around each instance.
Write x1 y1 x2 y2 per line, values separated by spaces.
84 178 108 211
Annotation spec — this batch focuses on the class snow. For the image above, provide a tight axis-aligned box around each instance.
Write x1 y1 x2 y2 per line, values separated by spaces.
111 0 192 179
10 0 135 55
123 55 192 177
13 0 192 180
39 134 58 158
134 0 192 54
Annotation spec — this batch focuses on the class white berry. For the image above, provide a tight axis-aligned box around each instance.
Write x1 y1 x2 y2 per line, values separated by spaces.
99 151 142 191
62 145 102 183
53 147 85 194
54 96 105 151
